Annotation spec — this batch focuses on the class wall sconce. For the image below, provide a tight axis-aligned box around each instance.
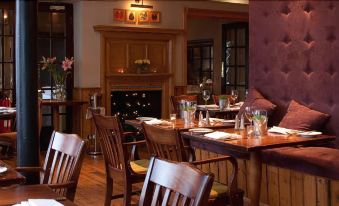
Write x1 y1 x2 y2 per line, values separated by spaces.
131 0 153 9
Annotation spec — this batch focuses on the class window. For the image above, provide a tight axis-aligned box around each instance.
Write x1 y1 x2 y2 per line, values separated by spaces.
187 40 214 85
0 2 15 103
221 22 248 101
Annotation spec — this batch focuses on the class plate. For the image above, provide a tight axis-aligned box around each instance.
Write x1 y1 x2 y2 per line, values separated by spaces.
0 166 8 174
136 117 156 121
298 131 322 137
189 128 214 133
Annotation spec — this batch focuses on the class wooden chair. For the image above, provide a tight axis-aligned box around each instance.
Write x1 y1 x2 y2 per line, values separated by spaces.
170 95 198 114
142 123 244 206
92 114 149 206
139 157 214 206
16 131 86 201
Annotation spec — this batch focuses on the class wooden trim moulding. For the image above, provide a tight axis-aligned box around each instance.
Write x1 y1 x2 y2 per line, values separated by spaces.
186 8 248 21
93 25 184 35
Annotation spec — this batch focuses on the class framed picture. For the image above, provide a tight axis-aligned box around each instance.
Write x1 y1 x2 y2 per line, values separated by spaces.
126 10 137 23
149 11 161 23
113 9 125 22
138 11 149 23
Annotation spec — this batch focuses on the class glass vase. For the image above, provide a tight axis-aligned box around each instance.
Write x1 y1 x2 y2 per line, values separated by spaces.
54 83 67 101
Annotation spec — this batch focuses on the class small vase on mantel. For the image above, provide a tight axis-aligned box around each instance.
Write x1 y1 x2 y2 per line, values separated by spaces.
53 83 67 101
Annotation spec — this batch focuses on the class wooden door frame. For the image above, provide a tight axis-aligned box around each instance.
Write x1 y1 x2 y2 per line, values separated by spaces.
183 7 248 87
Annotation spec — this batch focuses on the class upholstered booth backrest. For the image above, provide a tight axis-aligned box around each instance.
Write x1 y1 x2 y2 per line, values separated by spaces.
250 1 339 147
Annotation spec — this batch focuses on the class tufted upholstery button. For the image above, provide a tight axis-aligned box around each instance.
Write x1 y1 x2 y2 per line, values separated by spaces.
304 2 314 13
281 3 291 15
282 34 291 44
281 65 290 74
303 61 313 75
264 38 269 45
263 11 269 17
303 32 314 44
326 26 336 43
263 66 269 74
328 3 335 10
327 64 336 76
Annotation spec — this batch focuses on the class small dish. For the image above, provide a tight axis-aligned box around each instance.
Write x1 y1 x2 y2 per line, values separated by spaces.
0 166 8 174
189 128 214 133
298 131 322 137
136 117 156 121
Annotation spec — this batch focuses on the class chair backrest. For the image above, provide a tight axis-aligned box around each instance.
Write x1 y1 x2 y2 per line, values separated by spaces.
142 123 188 162
42 131 86 201
92 114 128 174
170 95 198 113
139 157 214 206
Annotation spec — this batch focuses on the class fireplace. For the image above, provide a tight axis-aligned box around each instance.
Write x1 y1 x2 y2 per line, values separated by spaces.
111 86 162 120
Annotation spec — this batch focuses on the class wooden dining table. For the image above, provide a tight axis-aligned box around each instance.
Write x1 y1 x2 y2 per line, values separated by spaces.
0 184 77 206
181 128 335 206
0 160 25 187
125 118 235 131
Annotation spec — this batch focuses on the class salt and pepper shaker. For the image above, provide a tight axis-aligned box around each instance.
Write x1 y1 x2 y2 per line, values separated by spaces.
234 115 239 130
205 110 210 125
198 111 204 127
240 114 245 130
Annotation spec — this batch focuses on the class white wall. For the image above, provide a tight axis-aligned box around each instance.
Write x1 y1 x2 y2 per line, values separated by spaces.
73 0 248 88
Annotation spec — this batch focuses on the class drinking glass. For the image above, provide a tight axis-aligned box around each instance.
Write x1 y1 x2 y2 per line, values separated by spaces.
170 113 176 127
202 90 210 107
244 106 254 125
230 89 238 104
185 101 197 126
252 109 268 137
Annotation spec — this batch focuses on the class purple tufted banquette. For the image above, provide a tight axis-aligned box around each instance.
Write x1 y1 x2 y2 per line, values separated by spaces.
250 0 339 148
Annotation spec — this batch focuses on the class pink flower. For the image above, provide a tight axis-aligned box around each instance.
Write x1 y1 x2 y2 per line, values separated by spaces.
40 56 56 70
62 57 74 71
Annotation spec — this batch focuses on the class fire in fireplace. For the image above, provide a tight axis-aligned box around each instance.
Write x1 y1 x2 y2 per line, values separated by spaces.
111 86 162 120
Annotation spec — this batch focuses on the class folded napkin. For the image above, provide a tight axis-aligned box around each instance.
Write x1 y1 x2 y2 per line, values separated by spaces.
28 199 63 206
203 118 231 123
204 131 241 140
0 166 7 173
144 119 171 126
268 126 302 135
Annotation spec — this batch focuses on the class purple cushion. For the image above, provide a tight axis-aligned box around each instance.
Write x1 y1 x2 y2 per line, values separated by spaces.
239 88 277 117
279 100 330 131
262 147 339 180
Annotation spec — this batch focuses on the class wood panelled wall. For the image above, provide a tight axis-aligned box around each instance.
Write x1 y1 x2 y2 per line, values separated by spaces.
195 149 339 206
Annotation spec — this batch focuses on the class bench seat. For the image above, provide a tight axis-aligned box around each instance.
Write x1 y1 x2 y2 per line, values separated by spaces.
262 146 339 180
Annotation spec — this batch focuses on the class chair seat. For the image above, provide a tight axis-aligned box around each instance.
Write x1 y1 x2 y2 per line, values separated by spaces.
130 159 149 174
262 146 339 180
0 132 16 145
210 181 228 198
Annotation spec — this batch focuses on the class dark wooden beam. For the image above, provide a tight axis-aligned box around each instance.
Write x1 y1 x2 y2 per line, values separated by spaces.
187 8 248 21
15 0 39 184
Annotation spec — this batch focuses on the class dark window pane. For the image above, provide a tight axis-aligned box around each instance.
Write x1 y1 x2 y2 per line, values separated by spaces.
4 63 13 89
0 10 3 35
4 37 14 62
52 12 65 36
228 48 235 65
210 47 213 58
237 28 246 46
237 48 246 65
52 38 65 61
40 69 51 87
202 46 210 58
226 30 235 47
38 38 51 60
202 60 210 71
236 86 246 101
38 12 50 34
237 67 246 85
4 10 14 35
193 47 200 58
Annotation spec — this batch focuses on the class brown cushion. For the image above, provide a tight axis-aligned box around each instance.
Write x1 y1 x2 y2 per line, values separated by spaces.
278 100 329 131
239 88 277 117
262 147 339 180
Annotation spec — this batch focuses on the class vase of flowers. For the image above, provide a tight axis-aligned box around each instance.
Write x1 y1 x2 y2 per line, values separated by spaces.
134 59 150 74
40 56 74 101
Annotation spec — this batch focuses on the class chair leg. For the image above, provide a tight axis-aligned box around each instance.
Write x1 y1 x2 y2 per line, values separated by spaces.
123 182 132 206
105 177 113 206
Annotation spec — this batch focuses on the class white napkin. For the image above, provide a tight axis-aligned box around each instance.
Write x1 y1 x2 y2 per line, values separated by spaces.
0 166 7 173
204 131 241 140
203 118 231 123
28 199 63 206
268 126 302 135
145 119 171 125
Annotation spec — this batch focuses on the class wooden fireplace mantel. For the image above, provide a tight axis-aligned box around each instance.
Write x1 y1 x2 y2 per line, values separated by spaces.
95 25 179 117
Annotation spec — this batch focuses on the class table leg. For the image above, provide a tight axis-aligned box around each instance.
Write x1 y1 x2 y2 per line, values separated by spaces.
52 105 60 132
248 151 262 206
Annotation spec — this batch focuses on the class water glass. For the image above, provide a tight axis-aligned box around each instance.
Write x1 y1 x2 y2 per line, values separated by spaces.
230 90 238 104
219 98 230 111
184 101 197 126
202 90 211 106
253 109 268 137
170 113 176 126
246 125 255 138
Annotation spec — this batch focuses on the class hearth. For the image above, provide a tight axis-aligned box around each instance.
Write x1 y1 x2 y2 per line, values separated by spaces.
111 86 162 120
